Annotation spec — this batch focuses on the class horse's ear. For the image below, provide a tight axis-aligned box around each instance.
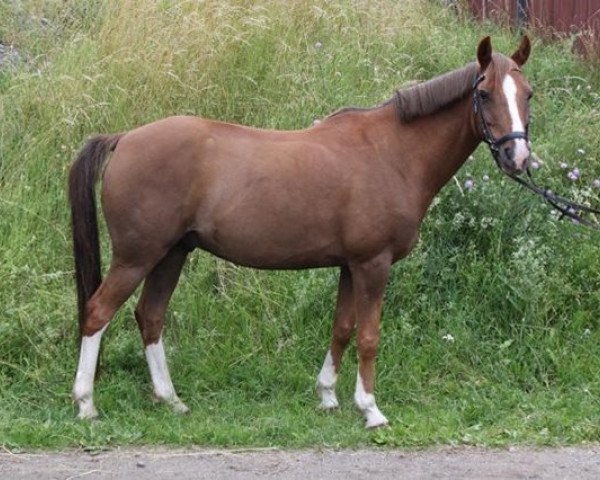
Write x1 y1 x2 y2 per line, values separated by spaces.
477 36 493 71
511 35 531 66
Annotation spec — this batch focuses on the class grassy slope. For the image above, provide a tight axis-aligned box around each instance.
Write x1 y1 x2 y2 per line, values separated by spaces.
0 0 599 449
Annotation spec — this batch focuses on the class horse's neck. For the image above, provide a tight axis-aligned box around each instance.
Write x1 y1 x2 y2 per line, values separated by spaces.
393 96 481 204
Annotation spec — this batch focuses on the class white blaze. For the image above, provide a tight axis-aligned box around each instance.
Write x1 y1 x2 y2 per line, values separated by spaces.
502 74 530 169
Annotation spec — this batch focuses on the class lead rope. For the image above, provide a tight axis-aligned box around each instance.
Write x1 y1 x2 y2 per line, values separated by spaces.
504 166 600 229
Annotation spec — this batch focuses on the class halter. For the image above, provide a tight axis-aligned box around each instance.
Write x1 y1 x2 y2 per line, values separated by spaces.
472 73 600 230
472 73 529 159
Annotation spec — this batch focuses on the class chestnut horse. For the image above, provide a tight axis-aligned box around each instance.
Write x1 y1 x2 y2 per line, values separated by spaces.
70 36 532 427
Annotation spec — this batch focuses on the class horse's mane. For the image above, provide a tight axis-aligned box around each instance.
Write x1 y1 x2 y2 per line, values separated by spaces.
326 59 508 122
395 62 479 122
324 62 481 124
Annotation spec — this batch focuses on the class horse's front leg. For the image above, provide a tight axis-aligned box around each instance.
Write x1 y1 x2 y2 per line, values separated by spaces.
349 253 391 428
316 266 355 409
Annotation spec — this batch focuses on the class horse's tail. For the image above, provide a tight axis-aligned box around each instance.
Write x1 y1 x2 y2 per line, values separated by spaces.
69 134 123 336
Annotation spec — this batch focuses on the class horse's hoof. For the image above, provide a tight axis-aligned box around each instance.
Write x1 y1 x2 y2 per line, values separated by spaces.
76 402 98 420
365 410 389 429
319 397 340 410
317 384 339 411
366 418 390 429
170 400 190 415
154 393 190 415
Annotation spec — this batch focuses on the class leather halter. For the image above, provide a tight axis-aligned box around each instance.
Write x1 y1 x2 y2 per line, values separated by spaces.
472 73 528 162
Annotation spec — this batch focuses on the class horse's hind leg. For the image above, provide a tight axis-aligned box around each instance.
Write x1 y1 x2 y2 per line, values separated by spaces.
316 266 355 410
73 263 149 419
134 244 189 414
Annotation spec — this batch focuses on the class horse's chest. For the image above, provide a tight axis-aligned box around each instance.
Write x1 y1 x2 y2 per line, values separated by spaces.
391 227 420 262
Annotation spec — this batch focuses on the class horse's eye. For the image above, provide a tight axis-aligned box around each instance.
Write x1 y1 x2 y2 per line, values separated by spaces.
479 89 490 100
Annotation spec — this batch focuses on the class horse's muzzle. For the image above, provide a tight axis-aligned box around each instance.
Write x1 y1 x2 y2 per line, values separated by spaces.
498 138 530 175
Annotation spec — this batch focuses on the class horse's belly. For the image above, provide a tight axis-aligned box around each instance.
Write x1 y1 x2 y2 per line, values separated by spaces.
191 208 344 269
211 249 342 270
192 226 343 269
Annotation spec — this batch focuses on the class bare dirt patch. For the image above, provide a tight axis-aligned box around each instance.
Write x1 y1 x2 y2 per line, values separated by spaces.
1 446 599 479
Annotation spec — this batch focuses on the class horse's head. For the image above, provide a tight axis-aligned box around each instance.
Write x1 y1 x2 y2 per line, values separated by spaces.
473 36 532 175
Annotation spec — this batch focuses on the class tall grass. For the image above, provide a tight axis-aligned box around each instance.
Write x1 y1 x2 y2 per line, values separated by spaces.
0 0 599 448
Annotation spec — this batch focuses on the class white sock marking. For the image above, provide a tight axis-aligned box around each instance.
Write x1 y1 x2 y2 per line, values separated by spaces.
354 372 388 428
502 74 530 168
145 337 188 413
73 326 107 419
316 350 339 409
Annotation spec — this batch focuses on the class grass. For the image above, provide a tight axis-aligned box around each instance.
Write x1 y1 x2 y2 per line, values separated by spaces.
0 0 599 449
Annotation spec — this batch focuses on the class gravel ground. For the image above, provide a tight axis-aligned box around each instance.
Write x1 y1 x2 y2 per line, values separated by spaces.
1 446 600 479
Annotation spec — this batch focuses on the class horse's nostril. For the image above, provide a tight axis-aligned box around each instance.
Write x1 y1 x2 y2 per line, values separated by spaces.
503 146 513 160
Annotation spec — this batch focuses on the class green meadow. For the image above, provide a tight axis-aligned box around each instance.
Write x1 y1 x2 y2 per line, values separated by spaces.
0 0 599 449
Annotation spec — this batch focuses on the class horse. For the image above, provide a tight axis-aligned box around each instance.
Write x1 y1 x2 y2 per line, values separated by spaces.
69 36 533 428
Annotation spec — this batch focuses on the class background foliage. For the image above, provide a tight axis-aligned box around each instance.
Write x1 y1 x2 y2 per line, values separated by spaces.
0 0 599 448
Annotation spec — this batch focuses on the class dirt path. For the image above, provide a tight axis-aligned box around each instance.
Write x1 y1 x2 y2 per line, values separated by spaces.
1 446 599 479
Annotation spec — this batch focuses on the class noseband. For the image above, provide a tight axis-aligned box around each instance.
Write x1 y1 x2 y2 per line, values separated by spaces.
472 73 600 230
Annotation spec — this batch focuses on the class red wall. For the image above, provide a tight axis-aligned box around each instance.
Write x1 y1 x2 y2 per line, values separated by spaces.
467 0 600 33
467 0 600 55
